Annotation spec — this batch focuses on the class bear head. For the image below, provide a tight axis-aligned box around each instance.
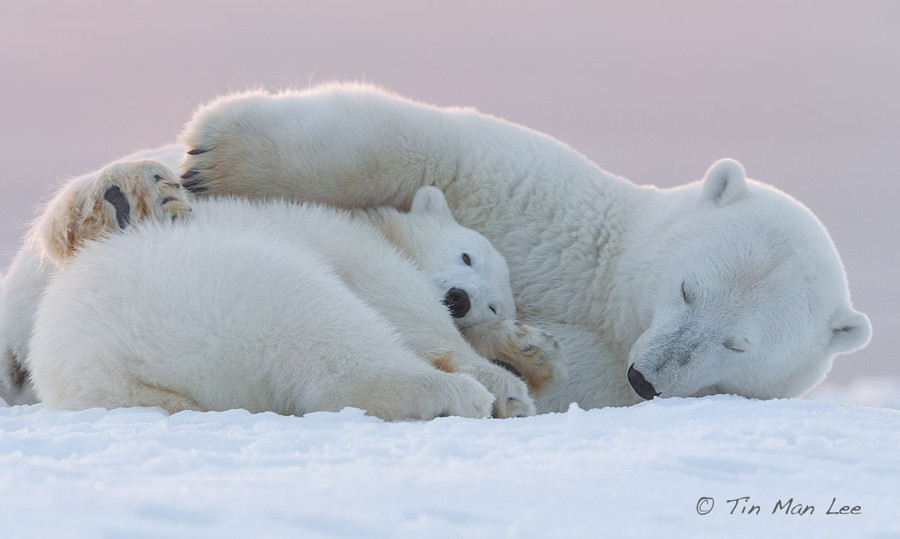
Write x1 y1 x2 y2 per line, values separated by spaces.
378 186 516 329
625 159 871 401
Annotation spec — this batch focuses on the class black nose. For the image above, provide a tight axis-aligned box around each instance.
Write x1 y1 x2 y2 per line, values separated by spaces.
627 364 660 400
443 287 471 318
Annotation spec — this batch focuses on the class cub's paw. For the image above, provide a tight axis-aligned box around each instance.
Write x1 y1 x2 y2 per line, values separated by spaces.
463 320 565 395
429 372 495 420
465 362 536 418
37 159 192 263
369 370 494 421
99 160 193 228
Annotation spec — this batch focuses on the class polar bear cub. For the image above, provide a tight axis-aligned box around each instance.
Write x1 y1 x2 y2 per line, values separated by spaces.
23 160 559 419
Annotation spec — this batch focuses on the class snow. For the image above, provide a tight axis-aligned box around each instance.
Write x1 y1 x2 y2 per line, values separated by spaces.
808 376 900 411
1 396 897 538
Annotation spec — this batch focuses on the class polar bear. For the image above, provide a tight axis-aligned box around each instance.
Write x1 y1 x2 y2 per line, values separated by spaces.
2 158 564 416
12 159 564 418
170 84 872 411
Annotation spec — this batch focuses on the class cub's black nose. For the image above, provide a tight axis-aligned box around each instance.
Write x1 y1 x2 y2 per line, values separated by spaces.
627 364 660 400
443 287 471 318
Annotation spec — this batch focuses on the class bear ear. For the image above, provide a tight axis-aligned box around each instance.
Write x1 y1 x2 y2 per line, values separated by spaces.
702 158 747 206
410 186 455 221
829 308 872 355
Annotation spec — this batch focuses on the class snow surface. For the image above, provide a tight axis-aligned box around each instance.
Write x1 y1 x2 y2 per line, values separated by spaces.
808 376 900 411
1 396 897 538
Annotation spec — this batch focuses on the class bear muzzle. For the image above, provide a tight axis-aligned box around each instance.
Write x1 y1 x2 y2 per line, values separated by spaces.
627 364 660 400
442 287 471 318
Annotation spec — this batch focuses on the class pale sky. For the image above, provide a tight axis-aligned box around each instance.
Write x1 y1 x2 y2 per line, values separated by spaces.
1 0 897 384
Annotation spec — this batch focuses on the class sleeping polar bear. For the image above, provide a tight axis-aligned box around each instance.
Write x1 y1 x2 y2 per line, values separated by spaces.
172 84 871 411
2 83 872 413
3 160 562 418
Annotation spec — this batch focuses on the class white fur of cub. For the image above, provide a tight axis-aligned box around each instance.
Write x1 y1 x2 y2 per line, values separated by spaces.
27 186 523 420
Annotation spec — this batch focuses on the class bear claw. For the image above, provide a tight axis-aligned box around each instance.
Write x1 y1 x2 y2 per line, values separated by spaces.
182 178 207 193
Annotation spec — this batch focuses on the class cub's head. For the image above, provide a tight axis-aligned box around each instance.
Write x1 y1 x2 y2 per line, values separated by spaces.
626 159 871 401
379 186 515 328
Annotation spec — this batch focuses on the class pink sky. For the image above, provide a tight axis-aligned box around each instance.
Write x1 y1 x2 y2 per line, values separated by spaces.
1 0 897 384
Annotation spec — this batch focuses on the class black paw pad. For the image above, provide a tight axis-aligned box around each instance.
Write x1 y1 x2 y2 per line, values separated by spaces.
103 185 131 229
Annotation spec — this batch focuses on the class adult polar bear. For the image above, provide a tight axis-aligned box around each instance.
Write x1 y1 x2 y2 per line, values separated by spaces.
175 83 871 411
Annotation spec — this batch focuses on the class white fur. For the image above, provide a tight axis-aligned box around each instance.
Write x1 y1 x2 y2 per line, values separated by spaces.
401 186 515 328
1 158 561 415
25 190 540 419
171 84 871 410
1 84 871 413
1 149 188 406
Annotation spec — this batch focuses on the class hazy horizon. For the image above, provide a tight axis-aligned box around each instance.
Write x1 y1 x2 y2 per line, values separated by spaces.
1 0 897 386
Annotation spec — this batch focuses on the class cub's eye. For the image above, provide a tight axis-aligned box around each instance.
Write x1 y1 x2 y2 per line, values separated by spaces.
462 253 472 266
723 340 746 353
681 280 695 304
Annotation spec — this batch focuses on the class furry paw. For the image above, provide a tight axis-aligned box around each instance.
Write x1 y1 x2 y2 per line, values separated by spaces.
365 370 494 421
179 158 210 194
180 137 233 196
463 362 536 418
99 160 193 228
430 372 495 420
179 100 276 198
463 320 565 395
37 160 192 263
179 145 263 199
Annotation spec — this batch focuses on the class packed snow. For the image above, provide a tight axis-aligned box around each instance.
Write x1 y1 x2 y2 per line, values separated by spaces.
1 394 897 538
808 376 900 411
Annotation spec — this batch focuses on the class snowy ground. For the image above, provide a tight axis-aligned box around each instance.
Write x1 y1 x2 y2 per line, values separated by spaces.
1 394 897 538
808 376 900 411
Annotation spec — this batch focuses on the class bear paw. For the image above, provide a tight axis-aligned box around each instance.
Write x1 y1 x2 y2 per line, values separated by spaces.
180 145 231 196
429 372 495 420
38 159 192 263
361 370 494 421
461 361 536 418
98 160 193 229
463 320 565 395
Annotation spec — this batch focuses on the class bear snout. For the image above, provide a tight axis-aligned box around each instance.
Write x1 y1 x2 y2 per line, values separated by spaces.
627 364 660 400
442 287 471 318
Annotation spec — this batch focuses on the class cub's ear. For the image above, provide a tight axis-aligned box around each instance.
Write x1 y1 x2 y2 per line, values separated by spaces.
829 308 872 355
702 158 747 206
410 186 455 221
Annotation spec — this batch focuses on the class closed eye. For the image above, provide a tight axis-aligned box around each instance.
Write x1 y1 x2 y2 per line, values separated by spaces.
723 340 746 353
462 253 472 266
681 280 696 304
